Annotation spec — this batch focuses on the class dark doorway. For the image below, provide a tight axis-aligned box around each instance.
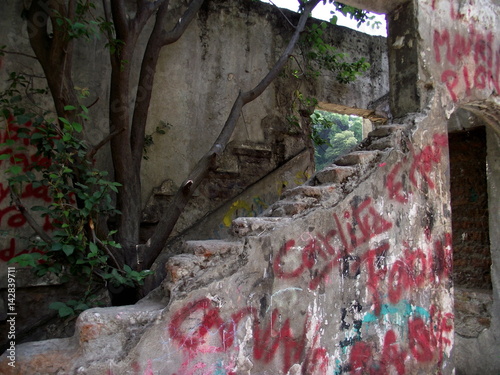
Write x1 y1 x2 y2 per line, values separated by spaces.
449 126 492 290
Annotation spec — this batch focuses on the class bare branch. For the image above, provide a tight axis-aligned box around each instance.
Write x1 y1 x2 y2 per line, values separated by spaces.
11 190 53 244
161 0 205 45
0 50 38 60
86 127 125 161
110 0 129 41
90 221 123 270
102 0 114 40
268 0 298 28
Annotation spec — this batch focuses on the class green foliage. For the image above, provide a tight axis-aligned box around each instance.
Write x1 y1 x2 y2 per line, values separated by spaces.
311 110 363 170
143 121 172 160
1 72 151 316
301 21 370 83
331 2 382 30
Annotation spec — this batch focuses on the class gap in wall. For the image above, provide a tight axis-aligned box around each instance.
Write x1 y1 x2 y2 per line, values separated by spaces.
448 121 493 342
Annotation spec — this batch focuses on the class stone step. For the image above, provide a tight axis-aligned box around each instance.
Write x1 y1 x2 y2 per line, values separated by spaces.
335 150 380 167
231 142 272 158
366 136 394 151
232 217 291 237
281 185 332 200
367 124 406 138
263 198 318 217
182 239 244 256
165 240 246 295
314 165 357 185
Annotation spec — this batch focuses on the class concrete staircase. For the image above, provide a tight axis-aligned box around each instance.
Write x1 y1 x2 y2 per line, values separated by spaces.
0 123 409 374
162 124 406 299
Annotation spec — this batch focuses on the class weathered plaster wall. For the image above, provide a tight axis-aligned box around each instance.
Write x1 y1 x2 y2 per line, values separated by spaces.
1 0 500 374
415 0 500 372
139 0 389 238
0 0 388 276
0 0 389 354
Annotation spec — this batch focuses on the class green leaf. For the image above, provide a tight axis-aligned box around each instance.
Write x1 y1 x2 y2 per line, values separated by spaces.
73 122 82 133
62 244 75 256
58 117 71 126
16 114 32 124
9 252 43 267
49 301 67 310
89 242 99 255
50 242 63 251
7 165 22 175
64 105 77 111
75 303 89 311
58 305 74 317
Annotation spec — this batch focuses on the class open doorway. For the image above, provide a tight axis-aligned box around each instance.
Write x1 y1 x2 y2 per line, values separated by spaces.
448 105 498 374
311 100 388 171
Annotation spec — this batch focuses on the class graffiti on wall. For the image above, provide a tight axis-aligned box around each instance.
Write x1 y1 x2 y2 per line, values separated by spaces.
116 133 453 375
387 133 448 204
0 118 51 264
167 298 329 375
432 0 500 101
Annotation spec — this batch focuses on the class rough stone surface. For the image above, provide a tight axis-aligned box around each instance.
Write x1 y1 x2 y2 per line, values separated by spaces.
314 165 357 185
1 0 500 374
0 0 387 346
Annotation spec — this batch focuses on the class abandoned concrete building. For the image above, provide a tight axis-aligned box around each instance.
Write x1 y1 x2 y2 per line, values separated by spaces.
0 0 499 373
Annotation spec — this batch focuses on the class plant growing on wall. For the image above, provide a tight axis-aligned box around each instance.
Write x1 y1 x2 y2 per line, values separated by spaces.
1 0 373 306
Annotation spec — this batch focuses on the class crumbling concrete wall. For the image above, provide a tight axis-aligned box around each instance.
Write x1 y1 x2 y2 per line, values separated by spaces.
413 0 500 372
0 0 388 349
2 0 500 374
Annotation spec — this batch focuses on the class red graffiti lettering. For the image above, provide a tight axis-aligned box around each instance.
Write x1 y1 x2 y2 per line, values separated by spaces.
387 235 450 305
380 330 407 375
363 243 389 315
0 206 26 228
0 238 45 262
433 4 500 101
386 133 447 202
0 115 54 262
409 134 448 190
169 298 328 374
409 317 435 362
387 162 407 203
0 238 16 262
350 329 406 375
274 197 392 295
168 298 228 353
350 308 452 375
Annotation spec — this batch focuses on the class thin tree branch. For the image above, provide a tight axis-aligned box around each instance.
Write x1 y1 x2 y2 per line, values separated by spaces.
0 50 38 60
110 0 128 41
268 0 298 28
161 0 205 45
130 0 171 162
90 221 123 270
11 190 53 244
86 127 125 161
102 0 114 41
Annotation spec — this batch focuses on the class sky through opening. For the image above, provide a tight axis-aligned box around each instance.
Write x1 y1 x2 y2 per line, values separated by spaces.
261 0 387 37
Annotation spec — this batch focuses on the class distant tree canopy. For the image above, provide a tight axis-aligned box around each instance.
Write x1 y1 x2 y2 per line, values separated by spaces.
312 110 363 170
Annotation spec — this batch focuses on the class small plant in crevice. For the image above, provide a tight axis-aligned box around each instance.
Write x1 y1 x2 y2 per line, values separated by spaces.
143 121 172 160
